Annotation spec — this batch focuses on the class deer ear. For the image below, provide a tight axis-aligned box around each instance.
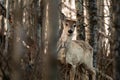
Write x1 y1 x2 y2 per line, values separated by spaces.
60 13 66 21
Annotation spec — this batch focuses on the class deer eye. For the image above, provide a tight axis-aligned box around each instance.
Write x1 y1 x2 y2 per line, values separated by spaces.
73 24 76 27
65 23 69 26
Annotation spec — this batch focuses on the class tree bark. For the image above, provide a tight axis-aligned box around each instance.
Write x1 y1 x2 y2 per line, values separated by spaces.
87 0 98 68
111 0 120 79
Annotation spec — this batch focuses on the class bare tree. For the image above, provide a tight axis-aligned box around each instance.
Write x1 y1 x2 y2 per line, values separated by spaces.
111 0 120 80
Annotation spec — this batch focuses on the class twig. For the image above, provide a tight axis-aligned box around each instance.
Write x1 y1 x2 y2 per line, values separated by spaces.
59 2 76 13
105 59 113 69
95 68 113 80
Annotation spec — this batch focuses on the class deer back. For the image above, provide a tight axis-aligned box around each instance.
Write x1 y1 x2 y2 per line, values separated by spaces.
65 40 93 66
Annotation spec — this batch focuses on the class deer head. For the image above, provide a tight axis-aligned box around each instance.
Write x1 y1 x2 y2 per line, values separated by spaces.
63 19 76 35
59 15 77 47
57 17 77 63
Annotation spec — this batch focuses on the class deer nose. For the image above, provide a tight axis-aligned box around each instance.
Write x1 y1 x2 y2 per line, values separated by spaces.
68 29 73 34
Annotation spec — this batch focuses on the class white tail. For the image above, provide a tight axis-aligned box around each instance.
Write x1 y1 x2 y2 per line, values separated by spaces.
57 18 96 80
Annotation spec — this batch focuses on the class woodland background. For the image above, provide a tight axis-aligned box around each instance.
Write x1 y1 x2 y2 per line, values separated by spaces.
0 0 120 80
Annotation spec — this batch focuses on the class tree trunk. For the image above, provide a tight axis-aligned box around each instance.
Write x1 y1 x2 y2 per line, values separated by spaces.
48 0 59 80
87 0 98 68
76 0 85 41
111 0 120 79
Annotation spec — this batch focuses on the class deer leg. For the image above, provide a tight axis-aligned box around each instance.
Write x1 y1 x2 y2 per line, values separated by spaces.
70 66 76 80
85 65 96 80
89 68 96 80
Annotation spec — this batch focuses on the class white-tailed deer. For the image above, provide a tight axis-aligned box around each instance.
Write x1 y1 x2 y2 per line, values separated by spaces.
57 18 96 80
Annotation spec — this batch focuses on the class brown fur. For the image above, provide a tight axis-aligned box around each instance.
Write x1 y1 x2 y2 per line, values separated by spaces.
57 19 96 80
73 40 93 52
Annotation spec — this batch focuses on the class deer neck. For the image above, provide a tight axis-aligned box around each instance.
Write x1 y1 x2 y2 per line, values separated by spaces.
64 35 73 48
59 33 73 49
